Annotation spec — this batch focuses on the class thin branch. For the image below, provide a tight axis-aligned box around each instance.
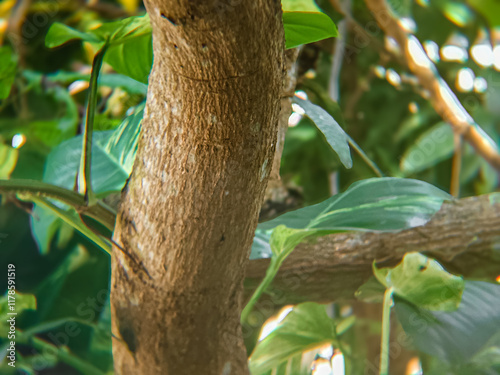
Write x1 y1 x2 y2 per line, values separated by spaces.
0 179 116 230
450 133 463 197
363 0 500 170
245 194 500 305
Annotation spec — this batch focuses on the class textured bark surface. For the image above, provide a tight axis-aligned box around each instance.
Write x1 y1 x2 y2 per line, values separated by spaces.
110 1 284 374
245 194 500 305
265 48 300 198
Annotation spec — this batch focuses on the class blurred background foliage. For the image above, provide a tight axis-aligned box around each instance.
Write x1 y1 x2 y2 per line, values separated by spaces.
0 0 499 374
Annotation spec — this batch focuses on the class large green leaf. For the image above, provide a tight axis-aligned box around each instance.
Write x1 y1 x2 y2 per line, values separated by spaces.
43 103 143 194
105 33 152 84
396 281 500 364
373 253 464 311
258 178 451 232
400 122 455 175
293 97 352 169
0 46 17 100
283 12 338 49
249 303 346 374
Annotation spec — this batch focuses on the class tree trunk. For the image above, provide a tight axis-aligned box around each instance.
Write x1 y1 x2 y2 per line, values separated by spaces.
110 1 285 374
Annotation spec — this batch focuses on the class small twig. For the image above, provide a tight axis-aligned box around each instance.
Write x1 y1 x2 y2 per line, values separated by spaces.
450 133 462 197
328 0 351 101
364 0 500 171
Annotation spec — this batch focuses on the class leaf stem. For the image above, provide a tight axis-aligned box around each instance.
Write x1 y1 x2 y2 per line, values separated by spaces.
241 257 281 323
78 45 108 205
347 135 384 177
380 286 394 375
23 334 107 375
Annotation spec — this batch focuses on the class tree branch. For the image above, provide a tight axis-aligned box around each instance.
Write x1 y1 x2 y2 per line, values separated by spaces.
364 0 500 170
245 194 500 305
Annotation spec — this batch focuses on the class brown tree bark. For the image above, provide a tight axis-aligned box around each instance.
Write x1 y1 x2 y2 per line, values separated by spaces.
245 194 500 305
110 1 285 374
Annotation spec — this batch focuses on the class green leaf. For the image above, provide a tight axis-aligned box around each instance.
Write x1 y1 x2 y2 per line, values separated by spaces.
34 245 89 320
250 231 272 260
104 32 152 84
258 177 451 232
282 0 322 12
0 140 18 179
0 46 17 100
293 97 352 168
92 14 151 47
467 0 500 28
45 14 151 48
395 281 500 364
283 12 338 49
45 23 101 48
272 353 306 375
30 105 141 253
30 197 111 254
0 292 36 336
400 122 455 175
30 204 62 254
373 253 464 311
45 15 152 83
269 225 315 258
101 104 143 174
355 276 387 303
43 103 143 194
249 302 339 374
87 298 113 372
41 71 148 95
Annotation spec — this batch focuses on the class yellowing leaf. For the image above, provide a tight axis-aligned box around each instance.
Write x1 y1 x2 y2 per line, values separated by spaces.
0 141 18 179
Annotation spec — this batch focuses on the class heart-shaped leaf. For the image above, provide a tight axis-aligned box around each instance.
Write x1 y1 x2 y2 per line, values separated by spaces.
374 252 464 311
